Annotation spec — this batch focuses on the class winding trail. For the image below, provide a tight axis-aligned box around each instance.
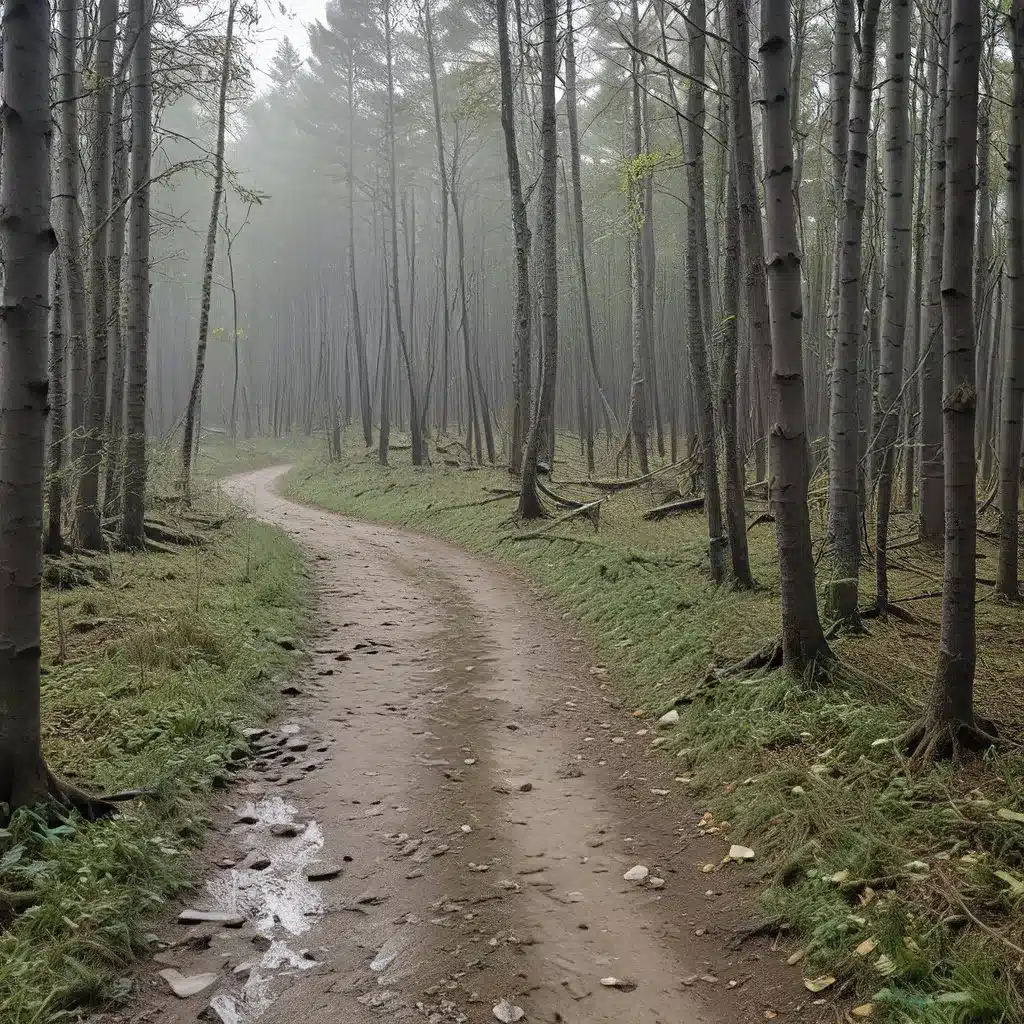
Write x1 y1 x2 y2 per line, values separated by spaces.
133 466 813 1024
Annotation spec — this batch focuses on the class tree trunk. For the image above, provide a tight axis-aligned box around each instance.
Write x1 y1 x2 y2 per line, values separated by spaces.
905 0 988 760
565 0 614 440
919 6 949 542
103 91 128 520
872 0 913 612
760 0 831 674
722 154 754 588
686 0 725 582
997 7 1024 599
74 0 118 549
180 0 236 498
57 0 88 473
379 278 393 466
0 0 102 816
120 0 152 549
46 258 66 556
518 0 558 519
825 0 881 625
724 0 771 479
830 0 853 204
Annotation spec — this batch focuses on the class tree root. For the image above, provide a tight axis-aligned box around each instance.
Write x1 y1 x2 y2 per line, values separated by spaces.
859 602 918 624
557 456 694 492
901 715 999 763
642 496 705 520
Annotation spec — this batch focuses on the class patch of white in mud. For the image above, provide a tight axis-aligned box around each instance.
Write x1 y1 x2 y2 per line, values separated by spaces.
202 797 325 1022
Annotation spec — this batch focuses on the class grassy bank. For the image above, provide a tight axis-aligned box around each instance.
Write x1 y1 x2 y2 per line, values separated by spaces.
0 460 310 1022
282 437 1024 1024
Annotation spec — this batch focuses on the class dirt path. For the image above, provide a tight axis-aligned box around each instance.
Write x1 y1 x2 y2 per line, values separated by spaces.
122 466 822 1024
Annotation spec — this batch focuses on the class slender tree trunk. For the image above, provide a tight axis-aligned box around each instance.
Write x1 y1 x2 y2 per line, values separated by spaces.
565 0 614 440
120 0 152 549
46 259 66 556
74 0 118 548
518 0 558 519
824 0 881 624
872 0 913 612
905 0 988 760
919 7 949 542
724 0 771 480
103 91 128 520
686 0 725 582
423 0 451 438
830 0 853 205
57 0 88 473
722 155 754 588
180 0 236 498
997 6 1024 599
760 0 831 673
379 276 393 466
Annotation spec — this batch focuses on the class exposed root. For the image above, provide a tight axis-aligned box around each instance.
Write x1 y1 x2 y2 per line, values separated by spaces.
901 715 999 763
537 478 588 510
859 602 918 624
716 639 784 678
642 496 705 521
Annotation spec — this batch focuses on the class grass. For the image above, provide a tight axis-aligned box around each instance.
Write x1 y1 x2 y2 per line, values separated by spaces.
0 448 311 1023
280 429 1024 1024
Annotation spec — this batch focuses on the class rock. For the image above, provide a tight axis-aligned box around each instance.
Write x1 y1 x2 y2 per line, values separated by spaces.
242 728 267 742
153 951 177 966
307 865 343 882
178 910 245 927
562 979 591 1001
727 845 756 862
280 685 302 696
248 857 271 871
276 637 297 651
611 736 625 745
287 739 309 752
649 877 665 889
492 998 526 1022
234 814 259 825
270 823 303 838
623 865 649 882
600 977 637 992
518 782 533 793
659 709 680 727
233 961 255 978
506 722 521 731
251 935 272 951
158 968 219 998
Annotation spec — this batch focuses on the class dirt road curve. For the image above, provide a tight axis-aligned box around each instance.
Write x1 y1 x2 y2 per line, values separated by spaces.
123 466 816 1024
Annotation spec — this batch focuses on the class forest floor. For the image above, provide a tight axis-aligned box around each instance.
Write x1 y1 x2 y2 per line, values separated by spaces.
264 432 1024 1024
0 448 311 1023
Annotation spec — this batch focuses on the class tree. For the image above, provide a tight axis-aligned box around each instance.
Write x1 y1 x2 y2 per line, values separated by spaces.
74 0 119 549
181 0 237 498
825 0 882 625
997 6 1024 599
871 0 914 613
497 0 532 476
760 0 831 674
518 0 558 520
0 0 105 816
121 0 153 549
904 0 990 760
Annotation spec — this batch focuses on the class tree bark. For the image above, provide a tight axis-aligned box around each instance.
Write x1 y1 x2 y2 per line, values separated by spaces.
686 0 725 582
518 0 558 519
998 7 1024 599
825 0 881 624
74 0 118 549
905 0 987 760
497 0 532 475
760 0 831 674
46 259 66 556
180 0 236 497
120 0 152 549
872 0 914 612
724 0 771 479
919 6 949 542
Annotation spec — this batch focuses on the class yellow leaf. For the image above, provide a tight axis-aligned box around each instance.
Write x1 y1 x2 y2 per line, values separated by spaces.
803 975 836 993
831 869 850 883
997 808 1024 823
855 938 876 957
786 948 807 966
851 1004 873 1018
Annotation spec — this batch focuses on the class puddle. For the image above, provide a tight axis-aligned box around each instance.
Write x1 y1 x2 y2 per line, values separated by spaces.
201 796 325 1022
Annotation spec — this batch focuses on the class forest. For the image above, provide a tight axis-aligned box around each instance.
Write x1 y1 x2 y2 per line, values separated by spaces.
1 0 1024 1021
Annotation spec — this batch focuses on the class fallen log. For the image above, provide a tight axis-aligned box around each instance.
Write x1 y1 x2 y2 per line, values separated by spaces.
642 496 704 521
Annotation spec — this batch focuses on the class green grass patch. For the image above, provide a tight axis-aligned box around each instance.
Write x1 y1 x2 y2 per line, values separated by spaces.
0 488 310 1021
281 432 1024 1024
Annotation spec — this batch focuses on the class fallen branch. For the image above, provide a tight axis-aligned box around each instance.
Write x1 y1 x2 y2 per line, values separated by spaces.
429 491 519 513
746 512 775 532
557 457 692 492
537 478 588 509
642 496 704 520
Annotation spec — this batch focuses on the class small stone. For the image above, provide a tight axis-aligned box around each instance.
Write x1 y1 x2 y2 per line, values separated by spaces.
248 857 271 871
518 782 533 793
600 977 637 991
649 877 665 889
158 969 219 998
280 685 302 696
307 865 343 881
492 999 526 1022
727 845 756 862
659 709 680 727
251 935 272 951
506 722 521 731
461 825 472 833
611 737 625 745
242 728 267 742
270 823 303 838
623 865 649 882
233 961 255 978
234 814 258 825
287 739 309 752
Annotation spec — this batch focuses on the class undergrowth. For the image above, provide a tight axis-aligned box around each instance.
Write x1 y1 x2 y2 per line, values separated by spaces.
281 432 1024 1024
0 452 310 1022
